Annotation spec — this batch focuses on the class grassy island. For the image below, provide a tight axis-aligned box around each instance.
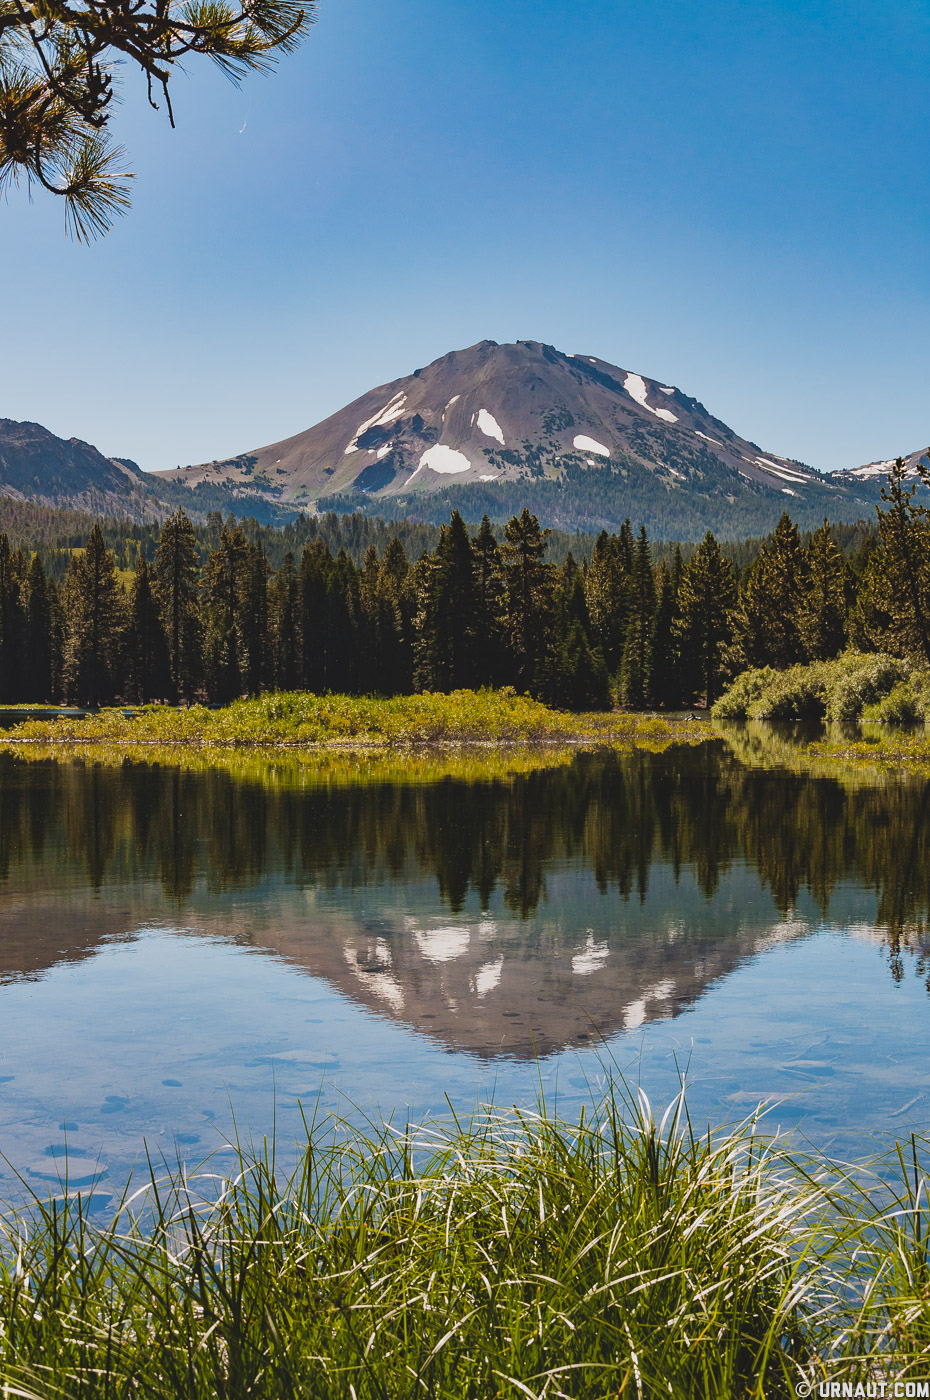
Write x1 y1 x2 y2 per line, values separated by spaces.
1 1093 927 1397
0 688 709 754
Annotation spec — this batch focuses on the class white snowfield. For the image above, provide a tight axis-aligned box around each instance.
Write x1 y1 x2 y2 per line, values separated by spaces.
694 430 723 447
751 457 809 484
409 444 471 479
573 434 611 457
659 386 675 395
478 473 498 481
344 392 407 455
476 408 505 444
376 444 392 459
847 458 897 479
623 373 678 423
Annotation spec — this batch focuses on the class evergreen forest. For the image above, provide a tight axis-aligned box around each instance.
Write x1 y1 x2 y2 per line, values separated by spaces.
0 460 927 711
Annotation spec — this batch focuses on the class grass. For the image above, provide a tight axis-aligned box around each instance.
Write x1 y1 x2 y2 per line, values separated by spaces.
806 729 930 776
0 1088 927 1398
0 689 708 754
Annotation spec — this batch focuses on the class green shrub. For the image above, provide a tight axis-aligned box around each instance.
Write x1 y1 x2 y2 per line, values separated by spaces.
712 666 778 718
714 654 924 725
825 655 912 723
862 672 930 724
748 663 831 719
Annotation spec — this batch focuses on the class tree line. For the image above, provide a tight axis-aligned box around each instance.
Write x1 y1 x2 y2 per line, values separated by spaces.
0 459 926 709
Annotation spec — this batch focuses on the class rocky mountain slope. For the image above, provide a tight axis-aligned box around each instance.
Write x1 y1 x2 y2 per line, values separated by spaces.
155 339 892 536
0 419 161 521
0 419 297 525
832 444 929 485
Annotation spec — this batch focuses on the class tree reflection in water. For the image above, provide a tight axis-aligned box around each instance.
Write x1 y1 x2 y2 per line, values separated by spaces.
0 737 927 1052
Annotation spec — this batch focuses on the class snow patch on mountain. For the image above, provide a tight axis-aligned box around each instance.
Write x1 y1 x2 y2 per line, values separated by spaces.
573 434 610 457
624 373 678 423
411 444 471 478
695 431 723 446
476 409 505 444
344 393 407 455
846 459 896 479
752 457 808 484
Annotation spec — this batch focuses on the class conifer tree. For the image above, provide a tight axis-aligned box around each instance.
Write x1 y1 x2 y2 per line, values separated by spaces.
0 534 26 702
325 550 361 693
358 544 389 693
540 555 610 710
238 541 271 695
127 554 170 702
585 528 631 675
23 553 57 702
153 509 201 702
862 458 930 664
500 509 552 691
648 562 679 709
620 525 656 708
731 513 807 670
472 515 506 687
63 524 125 706
415 511 477 691
376 539 413 694
298 540 332 692
203 522 249 702
800 522 849 660
270 552 301 691
676 531 736 706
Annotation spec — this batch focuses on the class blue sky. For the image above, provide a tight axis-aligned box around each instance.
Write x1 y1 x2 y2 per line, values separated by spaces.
2 0 928 473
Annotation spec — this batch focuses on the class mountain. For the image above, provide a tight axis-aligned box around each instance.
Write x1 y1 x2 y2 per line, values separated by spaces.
156 339 891 537
7 344 924 538
832 444 930 485
0 418 161 521
0 419 303 525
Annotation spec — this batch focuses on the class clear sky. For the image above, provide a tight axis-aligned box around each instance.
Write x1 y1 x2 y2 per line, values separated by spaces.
2 0 928 474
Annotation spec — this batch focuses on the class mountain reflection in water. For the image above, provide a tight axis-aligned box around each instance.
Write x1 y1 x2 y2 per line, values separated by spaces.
0 740 928 1059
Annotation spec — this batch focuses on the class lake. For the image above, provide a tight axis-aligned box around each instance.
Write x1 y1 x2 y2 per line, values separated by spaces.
1 729 928 1205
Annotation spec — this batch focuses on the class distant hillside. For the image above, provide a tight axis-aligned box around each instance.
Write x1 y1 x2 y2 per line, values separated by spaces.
156 339 892 537
0 419 302 526
833 444 930 485
0 419 161 521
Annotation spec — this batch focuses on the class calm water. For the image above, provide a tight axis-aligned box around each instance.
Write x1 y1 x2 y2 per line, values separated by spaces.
1 732 929 1202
